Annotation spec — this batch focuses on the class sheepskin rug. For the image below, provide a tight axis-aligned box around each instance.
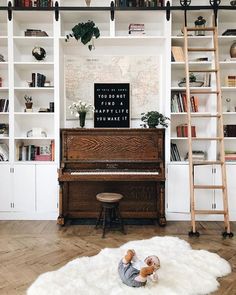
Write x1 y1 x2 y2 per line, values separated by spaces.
27 236 231 295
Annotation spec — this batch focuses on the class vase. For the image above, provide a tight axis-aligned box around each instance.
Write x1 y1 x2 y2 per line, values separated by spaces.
230 41 236 58
85 0 91 6
79 112 86 128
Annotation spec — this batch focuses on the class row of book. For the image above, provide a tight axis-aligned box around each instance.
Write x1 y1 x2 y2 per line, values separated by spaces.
224 125 236 137
25 29 48 37
30 73 46 88
14 0 52 7
170 143 181 161
171 93 199 113
225 76 236 87
129 24 145 35
176 124 196 137
0 99 9 112
115 0 163 7
18 140 54 161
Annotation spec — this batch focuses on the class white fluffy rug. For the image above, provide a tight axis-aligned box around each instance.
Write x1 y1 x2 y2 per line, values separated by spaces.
27 236 231 295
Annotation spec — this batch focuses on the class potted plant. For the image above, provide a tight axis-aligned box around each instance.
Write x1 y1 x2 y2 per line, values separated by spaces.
141 111 170 128
65 20 100 50
24 95 33 111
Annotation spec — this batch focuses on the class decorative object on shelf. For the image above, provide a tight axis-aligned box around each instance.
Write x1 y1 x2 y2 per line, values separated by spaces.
85 0 91 6
226 98 231 112
0 124 9 137
65 20 100 51
32 46 46 61
24 94 33 112
178 73 204 87
27 128 47 138
0 77 2 87
141 111 169 128
0 143 9 161
194 16 206 36
230 0 236 6
0 54 5 62
230 41 236 58
68 100 95 128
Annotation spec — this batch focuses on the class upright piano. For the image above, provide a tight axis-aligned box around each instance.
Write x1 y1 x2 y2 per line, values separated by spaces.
58 128 166 226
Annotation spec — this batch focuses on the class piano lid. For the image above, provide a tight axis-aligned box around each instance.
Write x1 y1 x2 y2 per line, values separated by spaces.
60 128 165 163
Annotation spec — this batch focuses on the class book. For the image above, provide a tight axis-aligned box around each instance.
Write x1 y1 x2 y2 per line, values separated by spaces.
176 124 196 137
171 46 184 62
224 125 236 137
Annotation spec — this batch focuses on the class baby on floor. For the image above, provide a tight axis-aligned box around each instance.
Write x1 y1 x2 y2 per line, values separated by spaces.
118 249 160 288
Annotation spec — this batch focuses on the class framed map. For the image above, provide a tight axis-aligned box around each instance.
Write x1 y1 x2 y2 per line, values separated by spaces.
65 55 161 119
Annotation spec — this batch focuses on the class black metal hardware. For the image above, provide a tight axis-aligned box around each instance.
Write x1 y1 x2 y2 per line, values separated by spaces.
210 0 221 27
110 1 114 21
166 1 170 21
55 1 59 21
180 0 191 27
7 1 12 21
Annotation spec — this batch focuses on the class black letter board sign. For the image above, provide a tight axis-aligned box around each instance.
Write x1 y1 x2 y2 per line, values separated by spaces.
94 83 130 128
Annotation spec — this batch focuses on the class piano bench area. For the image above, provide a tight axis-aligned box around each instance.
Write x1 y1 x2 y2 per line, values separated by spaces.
95 192 125 238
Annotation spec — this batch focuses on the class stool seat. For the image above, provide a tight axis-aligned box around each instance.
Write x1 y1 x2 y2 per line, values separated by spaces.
96 192 123 203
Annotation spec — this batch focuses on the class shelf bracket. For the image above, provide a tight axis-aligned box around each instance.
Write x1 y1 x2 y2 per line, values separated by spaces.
55 1 59 21
166 1 170 21
110 1 115 21
7 1 12 21
210 0 220 27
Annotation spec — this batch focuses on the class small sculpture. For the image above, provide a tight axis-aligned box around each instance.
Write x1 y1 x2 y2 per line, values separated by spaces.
32 46 46 61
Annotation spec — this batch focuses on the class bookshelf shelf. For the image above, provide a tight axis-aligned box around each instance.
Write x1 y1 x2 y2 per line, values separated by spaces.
14 87 54 91
14 112 54 116
15 137 55 140
0 87 9 91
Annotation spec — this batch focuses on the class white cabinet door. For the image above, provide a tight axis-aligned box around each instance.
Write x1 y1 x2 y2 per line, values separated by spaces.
36 165 58 212
13 165 35 212
167 164 190 213
0 165 12 211
226 165 236 216
194 166 214 210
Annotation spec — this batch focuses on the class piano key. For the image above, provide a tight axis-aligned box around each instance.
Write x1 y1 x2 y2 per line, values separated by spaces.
70 171 159 175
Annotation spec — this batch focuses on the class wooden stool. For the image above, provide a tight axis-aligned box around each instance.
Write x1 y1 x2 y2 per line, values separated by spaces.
95 192 125 238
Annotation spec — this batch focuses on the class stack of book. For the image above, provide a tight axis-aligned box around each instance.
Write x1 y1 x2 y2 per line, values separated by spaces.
29 73 46 87
185 150 206 161
224 125 236 137
225 151 236 161
176 124 196 137
171 93 198 113
225 75 236 87
0 99 9 112
14 0 52 7
18 141 54 161
170 143 181 161
128 24 145 35
24 29 48 37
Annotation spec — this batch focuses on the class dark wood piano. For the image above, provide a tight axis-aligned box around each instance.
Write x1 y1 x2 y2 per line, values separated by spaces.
58 128 166 226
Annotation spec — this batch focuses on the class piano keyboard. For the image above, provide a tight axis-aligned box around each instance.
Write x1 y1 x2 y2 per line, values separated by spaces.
70 171 159 175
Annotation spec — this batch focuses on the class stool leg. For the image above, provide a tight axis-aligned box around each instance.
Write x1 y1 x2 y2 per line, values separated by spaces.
116 204 126 235
95 206 103 229
102 207 107 238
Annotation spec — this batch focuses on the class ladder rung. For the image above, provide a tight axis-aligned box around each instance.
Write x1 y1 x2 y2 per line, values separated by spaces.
194 185 225 189
190 113 221 118
189 69 218 73
194 210 226 215
188 48 216 52
187 27 215 32
190 90 219 94
192 160 223 166
192 137 223 141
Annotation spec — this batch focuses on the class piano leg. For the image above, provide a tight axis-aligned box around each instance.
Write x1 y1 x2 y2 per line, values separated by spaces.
158 183 166 226
57 184 65 226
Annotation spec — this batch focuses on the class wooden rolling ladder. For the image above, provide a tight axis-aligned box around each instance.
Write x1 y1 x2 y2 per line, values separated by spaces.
183 26 233 238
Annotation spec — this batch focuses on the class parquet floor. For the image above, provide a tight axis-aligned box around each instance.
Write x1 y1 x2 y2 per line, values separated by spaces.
0 221 235 295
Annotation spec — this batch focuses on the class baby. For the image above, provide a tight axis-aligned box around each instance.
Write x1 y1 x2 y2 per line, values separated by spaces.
118 249 160 288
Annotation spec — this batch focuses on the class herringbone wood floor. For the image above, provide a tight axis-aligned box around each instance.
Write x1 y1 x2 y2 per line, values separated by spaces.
0 221 235 295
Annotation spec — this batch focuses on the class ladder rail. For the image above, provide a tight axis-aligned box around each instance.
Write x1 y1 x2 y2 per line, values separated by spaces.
183 26 196 233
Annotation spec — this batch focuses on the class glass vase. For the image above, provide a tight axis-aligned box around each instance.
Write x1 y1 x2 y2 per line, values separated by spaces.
79 112 86 128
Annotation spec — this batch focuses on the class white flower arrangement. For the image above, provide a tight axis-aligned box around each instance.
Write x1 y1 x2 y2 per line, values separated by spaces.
68 100 95 117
